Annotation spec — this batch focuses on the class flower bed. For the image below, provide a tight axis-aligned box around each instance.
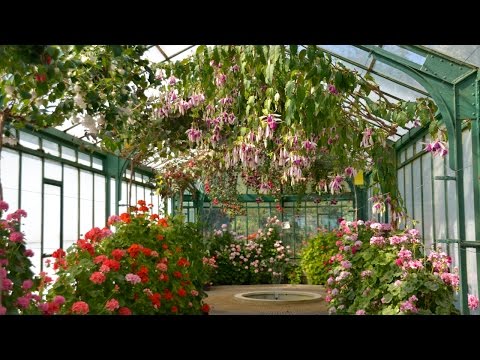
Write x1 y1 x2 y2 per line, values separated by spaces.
324 220 462 315
47 200 210 315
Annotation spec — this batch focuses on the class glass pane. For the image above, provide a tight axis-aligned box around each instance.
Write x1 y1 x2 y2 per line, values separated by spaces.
63 165 79 249
92 156 103 170
404 163 413 219
412 158 422 225
423 45 480 68
415 139 424 154
318 45 372 65
42 139 59 157
119 181 128 213
433 155 446 239
462 130 475 243
1 148 19 210
43 184 61 254
21 154 42 274
79 170 93 235
78 152 91 167
44 159 62 181
371 74 426 102
421 154 434 249
373 61 427 92
19 131 39 150
94 174 106 228
110 177 116 217
406 144 414 160
61 146 76 162
382 45 426 66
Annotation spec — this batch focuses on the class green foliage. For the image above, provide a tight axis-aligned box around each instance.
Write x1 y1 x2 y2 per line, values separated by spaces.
300 229 339 285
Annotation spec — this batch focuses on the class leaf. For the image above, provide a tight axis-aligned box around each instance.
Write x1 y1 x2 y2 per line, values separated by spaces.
264 98 272 112
265 61 274 85
382 293 393 304
299 49 306 61
271 45 281 64
196 45 206 55
296 84 306 105
285 80 295 98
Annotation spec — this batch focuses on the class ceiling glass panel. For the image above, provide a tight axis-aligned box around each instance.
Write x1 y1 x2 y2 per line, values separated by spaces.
370 74 427 102
423 45 480 68
372 61 427 93
382 45 426 66
318 45 372 67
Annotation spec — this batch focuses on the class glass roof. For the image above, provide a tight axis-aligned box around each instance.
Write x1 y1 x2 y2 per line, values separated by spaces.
55 45 480 147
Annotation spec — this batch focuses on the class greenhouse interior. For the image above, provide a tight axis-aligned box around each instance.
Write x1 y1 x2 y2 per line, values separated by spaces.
1 45 480 315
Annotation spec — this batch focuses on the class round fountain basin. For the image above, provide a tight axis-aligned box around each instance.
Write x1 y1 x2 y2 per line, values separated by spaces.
234 290 322 304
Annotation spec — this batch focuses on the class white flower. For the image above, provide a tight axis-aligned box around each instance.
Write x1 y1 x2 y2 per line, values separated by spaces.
74 93 87 110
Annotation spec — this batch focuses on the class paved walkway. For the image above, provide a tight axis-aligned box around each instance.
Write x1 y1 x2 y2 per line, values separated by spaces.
204 284 329 315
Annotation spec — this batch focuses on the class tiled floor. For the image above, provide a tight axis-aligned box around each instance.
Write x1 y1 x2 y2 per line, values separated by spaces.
204 284 329 315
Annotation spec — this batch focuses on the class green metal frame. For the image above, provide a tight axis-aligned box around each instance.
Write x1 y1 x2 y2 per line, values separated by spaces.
357 45 480 314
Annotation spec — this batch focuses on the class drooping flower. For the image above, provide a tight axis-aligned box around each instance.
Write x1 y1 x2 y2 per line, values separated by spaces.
361 128 374 148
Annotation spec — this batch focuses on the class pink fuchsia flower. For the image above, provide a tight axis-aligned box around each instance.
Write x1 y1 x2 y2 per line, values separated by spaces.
302 140 317 152
168 76 178 85
468 294 479 311
0 200 8 211
105 298 120 312
9 231 24 243
186 127 202 144
361 128 374 148
424 139 448 157
372 201 385 215
344 167 356 178
329 175 344 194
327 84 338 95
71 301 89 315
125 273 141 285
340 260 352 269
0 306 7 315
22 279 34 290
356 310 366 315
215 73 227 86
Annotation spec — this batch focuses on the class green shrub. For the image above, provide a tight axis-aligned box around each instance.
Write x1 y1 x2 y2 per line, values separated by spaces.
300 229 339 285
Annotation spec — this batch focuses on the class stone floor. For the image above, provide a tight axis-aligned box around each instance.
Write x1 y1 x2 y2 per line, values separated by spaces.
204 284 329 315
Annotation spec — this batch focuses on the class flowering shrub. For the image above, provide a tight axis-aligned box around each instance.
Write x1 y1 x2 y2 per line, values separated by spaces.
47 200 210 315
1 200 63 315
325 220 459 315
208 216 293 285
300 229 339 285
